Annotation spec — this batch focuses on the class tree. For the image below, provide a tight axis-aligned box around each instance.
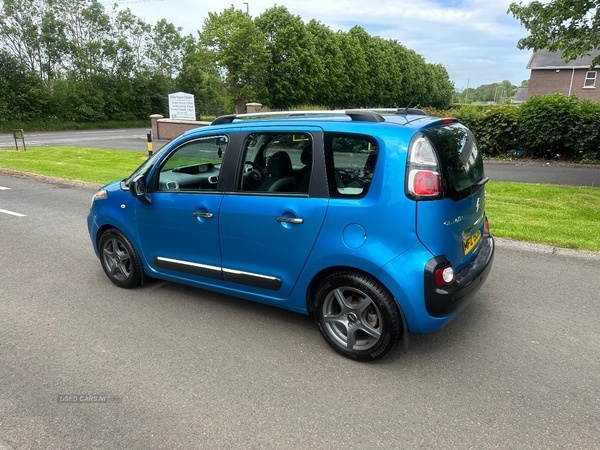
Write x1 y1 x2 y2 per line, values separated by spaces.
177 47 228 118
305 20 344 108
0 0 68 82
335 27 369 107
0 49 49 121
199 6 268 113
255 6 317 109
145 19 194 79
422 64 454 109
508 0 600 67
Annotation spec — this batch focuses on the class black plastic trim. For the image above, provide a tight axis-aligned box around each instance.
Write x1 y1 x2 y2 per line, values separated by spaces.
211 114 237 125
424 235 494 317
223 269 282 291
153 257 282 290
345 110 386 122
154 257 223 280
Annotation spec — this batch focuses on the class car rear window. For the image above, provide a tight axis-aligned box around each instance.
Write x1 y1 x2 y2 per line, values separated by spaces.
422 124 484 200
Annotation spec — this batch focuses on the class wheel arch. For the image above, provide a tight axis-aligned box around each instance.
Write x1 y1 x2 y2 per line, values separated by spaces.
305 266 411 353
96 225 151 288
95 222 140 251
305 266 395 315
95 224 149 274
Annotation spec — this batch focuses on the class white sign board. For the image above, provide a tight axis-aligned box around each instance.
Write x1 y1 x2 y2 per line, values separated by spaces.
168 92 196 120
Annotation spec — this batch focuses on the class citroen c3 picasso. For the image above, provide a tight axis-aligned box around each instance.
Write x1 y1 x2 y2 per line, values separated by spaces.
88 109 494 361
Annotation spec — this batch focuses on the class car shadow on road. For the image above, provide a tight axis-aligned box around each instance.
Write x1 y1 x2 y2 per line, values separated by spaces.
133 277 493 366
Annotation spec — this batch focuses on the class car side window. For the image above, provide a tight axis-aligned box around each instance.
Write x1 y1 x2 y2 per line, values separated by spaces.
156 136 227 192
326 133 378 198
238 133 313 194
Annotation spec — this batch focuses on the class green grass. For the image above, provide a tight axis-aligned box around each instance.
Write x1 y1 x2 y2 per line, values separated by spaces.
0 146 145 184
1 146 599 252
486 182 600 252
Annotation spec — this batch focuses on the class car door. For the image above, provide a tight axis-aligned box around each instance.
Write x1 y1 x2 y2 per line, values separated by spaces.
218 127 328 299
134 135 228 283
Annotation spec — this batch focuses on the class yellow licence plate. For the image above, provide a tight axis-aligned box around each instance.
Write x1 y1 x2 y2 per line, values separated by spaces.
463 229 482 255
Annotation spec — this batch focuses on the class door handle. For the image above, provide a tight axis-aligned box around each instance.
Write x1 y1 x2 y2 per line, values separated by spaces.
276 217 304 224
192 212 214 218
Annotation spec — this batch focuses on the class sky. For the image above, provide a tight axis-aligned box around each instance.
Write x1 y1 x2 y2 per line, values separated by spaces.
116 0 533 90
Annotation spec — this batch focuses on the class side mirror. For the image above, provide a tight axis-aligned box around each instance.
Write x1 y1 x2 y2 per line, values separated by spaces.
128 175 152 205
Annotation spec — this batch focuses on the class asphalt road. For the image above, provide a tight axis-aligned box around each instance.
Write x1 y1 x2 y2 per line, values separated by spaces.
0 128 155 152
0 173 599 449
1 128 599 186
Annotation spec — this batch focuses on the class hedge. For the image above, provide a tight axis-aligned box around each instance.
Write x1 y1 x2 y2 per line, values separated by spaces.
424 94 600 163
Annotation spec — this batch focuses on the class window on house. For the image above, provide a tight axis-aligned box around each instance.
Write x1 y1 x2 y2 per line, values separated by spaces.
584 71 597 88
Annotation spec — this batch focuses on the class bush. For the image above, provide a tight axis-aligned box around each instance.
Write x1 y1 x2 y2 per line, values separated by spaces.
520 94 600 160
425 104 520 157
430 95 600 162
475 105 521 157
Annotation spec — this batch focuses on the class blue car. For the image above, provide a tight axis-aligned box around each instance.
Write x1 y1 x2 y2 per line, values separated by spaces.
88 109 494 361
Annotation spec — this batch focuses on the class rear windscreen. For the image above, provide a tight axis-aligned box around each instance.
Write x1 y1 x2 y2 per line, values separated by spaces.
422 124 484 200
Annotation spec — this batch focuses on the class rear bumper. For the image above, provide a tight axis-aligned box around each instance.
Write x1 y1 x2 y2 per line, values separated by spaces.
424 235 494 317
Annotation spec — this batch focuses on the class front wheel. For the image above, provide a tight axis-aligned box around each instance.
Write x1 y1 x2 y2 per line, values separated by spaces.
98 229 143 289
315 271 402 361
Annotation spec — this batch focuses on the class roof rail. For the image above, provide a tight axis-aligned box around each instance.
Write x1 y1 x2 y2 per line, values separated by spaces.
345 109 386 122
210 109 387 125
211 114 237 125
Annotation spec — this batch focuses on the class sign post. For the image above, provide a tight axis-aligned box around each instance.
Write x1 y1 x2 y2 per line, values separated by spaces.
147 131 153 156
168 92 196 121
13 129 26 151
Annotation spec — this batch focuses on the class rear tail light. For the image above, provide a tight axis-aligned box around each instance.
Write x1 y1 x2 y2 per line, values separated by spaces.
483 216 490 235
409 170 440 196
435 264 455 286
406 135 441 199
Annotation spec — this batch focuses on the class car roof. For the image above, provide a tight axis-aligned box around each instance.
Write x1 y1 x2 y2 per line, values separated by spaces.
175 110 461 144
182 109 456 136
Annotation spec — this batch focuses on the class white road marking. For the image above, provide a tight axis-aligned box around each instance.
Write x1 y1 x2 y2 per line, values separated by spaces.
0 186 11 190
0 208 26 217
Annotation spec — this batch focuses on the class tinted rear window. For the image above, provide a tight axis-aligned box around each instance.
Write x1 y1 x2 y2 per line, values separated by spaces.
423 124 484 200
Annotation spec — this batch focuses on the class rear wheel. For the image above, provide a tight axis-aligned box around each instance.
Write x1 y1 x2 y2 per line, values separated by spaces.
315 271 402 361
98 229 143 289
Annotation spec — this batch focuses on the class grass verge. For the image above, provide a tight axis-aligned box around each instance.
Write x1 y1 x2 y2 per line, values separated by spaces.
0 146 144 184
1 146 599 252
486 182 600 252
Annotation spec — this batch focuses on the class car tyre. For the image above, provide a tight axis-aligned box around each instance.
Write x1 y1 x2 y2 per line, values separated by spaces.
99 229 143 289
315 271 402 361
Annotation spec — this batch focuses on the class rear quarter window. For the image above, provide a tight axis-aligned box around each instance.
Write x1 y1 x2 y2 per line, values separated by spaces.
423 124 484 200
325 133 379 198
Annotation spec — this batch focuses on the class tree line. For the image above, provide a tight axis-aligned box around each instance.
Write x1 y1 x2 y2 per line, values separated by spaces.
0 0 455 124
454 80 521 104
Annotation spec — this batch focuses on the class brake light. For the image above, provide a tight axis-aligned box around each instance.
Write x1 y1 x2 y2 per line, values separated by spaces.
406 135 441 198
410 170 440 196
483 217 490 235
435 265 455 285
